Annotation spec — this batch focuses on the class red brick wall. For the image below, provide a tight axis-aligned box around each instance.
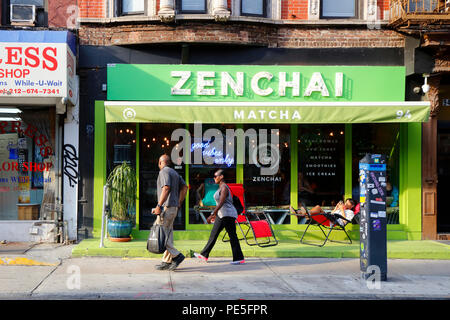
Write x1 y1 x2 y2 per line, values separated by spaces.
79 22 404 47
281 0 309 20
79 0 105 19
379 0 391 20
48 0 78 28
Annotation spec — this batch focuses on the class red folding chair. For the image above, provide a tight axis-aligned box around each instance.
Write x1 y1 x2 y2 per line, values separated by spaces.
290 205 353 247
222 183 278 248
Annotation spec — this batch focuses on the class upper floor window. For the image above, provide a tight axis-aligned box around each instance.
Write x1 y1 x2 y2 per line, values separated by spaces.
119 0 144 15
177 0 207 14
241 0 267 17
321 0 356 18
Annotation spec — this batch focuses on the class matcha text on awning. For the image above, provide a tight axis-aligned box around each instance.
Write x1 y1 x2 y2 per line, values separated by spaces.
105 101 430 124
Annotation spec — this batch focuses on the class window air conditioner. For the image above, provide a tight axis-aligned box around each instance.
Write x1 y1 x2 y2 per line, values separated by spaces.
10 4 36 25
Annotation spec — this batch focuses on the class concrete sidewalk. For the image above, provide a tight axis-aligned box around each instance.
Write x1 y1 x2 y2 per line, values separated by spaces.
72 238 450 260
0 243 449 300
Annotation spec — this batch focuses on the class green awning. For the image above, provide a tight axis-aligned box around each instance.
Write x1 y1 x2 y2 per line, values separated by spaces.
104 101 430 124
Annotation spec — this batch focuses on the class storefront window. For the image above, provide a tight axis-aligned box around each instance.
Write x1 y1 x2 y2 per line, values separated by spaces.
106 123 136 227
106 123 136 174
298 125 345 209
0 107 55 221
188 124 236 224
243 124 291 224
352 124 400 224
138 123 186 230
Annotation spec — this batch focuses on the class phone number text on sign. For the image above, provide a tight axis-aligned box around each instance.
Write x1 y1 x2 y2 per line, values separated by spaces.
0 88 61 95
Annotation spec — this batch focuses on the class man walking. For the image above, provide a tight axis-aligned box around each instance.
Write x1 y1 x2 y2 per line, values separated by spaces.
152 154 188 271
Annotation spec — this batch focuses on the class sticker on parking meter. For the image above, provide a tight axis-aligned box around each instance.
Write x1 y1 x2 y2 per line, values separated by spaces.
372 219 381 231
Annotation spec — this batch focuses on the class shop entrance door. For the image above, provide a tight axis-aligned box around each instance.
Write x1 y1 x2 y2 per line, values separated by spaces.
0 133 19 220
437 121 450 234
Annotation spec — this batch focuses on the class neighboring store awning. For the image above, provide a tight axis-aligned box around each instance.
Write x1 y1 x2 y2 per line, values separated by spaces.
104 101 430 124
0 30 77 109
0 30 76 56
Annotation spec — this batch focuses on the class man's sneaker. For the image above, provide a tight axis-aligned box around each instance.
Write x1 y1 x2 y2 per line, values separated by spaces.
194 252 208 262
155 262 171 270
230 260 245 265
168 253 185 271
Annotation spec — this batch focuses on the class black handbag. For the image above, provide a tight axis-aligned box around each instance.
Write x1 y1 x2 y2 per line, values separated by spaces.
147 223 167 254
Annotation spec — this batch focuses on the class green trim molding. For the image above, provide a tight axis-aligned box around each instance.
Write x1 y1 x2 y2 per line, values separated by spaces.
344 124 352 200
93 100 107 237
290 124 298 224
135 123 140 230
399 123 422 240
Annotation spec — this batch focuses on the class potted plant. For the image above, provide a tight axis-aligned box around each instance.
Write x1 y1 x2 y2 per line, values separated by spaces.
106 161 137 242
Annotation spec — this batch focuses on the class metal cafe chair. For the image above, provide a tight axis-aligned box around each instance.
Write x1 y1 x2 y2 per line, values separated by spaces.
290 205 353 247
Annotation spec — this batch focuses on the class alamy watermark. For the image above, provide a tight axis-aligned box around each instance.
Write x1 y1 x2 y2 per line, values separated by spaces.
170 122 280 176
66 264 81 290
365 265 382 290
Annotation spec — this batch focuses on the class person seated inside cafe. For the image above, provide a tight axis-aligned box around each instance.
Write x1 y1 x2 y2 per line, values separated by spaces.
196 175 218 207
386 181 399 207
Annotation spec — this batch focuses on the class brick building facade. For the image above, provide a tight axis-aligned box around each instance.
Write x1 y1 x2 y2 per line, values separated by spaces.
77 0 400 47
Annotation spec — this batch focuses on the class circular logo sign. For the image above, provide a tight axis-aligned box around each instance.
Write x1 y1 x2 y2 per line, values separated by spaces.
251 143 280 176
123 108 136 120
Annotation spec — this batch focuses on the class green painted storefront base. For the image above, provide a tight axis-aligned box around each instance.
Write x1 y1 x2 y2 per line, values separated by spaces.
92 224 419 242
73 231 450 260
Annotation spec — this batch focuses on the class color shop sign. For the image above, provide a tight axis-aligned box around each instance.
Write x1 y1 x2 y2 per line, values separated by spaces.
0 161 52 172
0 42 75 99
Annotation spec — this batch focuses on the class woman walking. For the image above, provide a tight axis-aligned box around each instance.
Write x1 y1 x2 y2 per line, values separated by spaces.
193 169 245 265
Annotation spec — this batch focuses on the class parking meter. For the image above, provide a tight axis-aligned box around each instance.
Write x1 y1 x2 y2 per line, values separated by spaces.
359 154 387 281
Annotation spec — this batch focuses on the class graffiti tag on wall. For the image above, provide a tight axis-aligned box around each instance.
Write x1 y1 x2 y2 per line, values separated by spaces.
63 144 78 188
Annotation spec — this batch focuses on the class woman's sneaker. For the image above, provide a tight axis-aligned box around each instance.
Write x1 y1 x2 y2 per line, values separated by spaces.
194 252 208 262
230 260 245 265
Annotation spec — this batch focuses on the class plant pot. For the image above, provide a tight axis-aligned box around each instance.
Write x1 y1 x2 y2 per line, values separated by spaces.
107 219 133 242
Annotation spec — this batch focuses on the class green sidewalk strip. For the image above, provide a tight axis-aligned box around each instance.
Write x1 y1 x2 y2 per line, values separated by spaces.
72 238 450 260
